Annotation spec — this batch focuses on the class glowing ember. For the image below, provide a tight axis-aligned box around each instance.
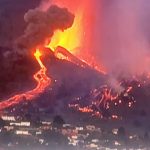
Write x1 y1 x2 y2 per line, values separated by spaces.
0 49 51 111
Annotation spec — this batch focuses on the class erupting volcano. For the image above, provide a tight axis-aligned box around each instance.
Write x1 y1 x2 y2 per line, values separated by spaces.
2 1 150 149
0 0 105 113
1 0 150 122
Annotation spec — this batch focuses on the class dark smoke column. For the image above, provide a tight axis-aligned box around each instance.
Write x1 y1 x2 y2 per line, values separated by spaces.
16 5 74 49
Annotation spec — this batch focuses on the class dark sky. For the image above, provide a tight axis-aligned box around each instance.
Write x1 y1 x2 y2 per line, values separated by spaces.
0 0 41 47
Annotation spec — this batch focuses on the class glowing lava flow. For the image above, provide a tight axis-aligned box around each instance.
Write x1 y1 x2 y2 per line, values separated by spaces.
0 49 50 111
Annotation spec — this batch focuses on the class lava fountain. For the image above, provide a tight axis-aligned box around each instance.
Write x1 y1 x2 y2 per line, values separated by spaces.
45 0 106 73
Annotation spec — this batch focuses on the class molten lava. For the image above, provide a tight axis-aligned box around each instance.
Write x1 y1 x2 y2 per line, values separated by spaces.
0 49 50 111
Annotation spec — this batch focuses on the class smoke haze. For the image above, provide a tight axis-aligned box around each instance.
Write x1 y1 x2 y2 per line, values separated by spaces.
94 0 150 76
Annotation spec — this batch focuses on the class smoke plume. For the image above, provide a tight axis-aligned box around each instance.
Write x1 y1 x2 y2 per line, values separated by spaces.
16 5 74 49
93 0 150 77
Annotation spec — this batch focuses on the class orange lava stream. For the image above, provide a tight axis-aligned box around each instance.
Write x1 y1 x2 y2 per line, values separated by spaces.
0 49 51 111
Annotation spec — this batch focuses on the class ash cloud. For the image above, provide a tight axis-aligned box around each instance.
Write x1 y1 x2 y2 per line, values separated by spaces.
16 5 74 49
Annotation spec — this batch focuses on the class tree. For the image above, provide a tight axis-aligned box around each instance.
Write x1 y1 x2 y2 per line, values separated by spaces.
133 120 142 128
144 131 149 141
42 130 68 146
0 129 13 145
0 117 6 128
53 115 65 128
118 126 126 139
